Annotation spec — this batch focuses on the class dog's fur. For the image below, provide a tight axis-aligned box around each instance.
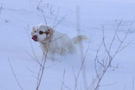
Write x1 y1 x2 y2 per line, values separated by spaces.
31 24 88 55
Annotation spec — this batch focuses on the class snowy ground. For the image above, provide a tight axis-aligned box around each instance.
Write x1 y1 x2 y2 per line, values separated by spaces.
0 0 135 90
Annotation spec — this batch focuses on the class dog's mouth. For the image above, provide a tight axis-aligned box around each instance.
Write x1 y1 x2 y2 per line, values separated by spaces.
32 35 38 41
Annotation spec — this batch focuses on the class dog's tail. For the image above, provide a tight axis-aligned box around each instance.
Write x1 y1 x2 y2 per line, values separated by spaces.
72 35 89 44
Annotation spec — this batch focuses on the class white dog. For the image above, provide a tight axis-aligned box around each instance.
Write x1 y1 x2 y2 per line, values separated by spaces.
31 24 88 55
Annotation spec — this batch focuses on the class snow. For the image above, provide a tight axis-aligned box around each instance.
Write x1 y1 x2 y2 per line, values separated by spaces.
0 0 135 90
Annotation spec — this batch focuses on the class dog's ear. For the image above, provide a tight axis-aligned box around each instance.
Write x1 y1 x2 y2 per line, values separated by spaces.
48 27 54 35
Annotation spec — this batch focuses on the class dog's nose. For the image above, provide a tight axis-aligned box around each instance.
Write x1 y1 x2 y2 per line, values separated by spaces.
32 35 38 41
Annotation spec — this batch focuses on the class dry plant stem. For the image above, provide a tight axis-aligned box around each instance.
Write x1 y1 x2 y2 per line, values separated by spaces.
25 50 42 67
93 24 130 90
39 4 66 29
74 6 90 90
60 70 72 90
25 25 41 65
8 58 24 90
41 10 48 26
105 20 122 67
87 76 98 90
36 42 50 90
36 9 51 90
25 50 35 60
74 41 90 90
74 6 81 90
61 69 66 90
112 25 130 59
94 42 104 79
53 15 67 28
0 5 2 14
53 7 60 28
108 20 122 53
116 22 133 52
37 0 43 9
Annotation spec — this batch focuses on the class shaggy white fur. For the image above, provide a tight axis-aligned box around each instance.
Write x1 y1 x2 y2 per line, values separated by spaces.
31 24 88 55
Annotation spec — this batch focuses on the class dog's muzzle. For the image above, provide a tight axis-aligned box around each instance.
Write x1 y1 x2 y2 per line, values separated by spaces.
32 35 38 41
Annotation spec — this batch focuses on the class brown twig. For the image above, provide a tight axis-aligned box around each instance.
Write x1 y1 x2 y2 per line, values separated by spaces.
25 25 41 65
8 58 24 90
53 15 67 28
61 69 66 90
53 7 60 28
74 6 90 90
88 21 130 90
36 35 51 90
41 10 48 26
0 5 2 14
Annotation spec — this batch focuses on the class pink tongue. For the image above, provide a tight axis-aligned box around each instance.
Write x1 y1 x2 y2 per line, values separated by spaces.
32 35 38 41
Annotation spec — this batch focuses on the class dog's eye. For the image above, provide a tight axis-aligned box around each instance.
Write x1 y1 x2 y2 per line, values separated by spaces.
45 30 50 34
34 31 36 33
39 31 44 35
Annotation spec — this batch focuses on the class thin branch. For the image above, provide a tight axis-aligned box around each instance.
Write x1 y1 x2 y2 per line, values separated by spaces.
8 58 24 90
37 0 43 10
74 6 90 90
102 26 112 64
25 50 35 60
93 21 130 90
36 40 51 90
53 15 67 28
41 10 48 26
61 69 66 90
73 41 90 90
108 20 122 53
53 7 60 28
94 46 102 81
0 5 2 14
25 25 41 65
112 26 130 58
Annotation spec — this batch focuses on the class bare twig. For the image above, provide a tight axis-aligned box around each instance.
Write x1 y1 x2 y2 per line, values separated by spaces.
36 38 51 90
61 69 66 90
25 25 41 65
90 21 130 90
37 0 43 10
74 40 90 90
53 7 60 28
74 6 90 90
94 41 104 79
25 23 48 90
36 54 47 90
74 6 81 90
8 58 24 90
0 5 2 14
53 15 67 28
41 10 48 26
108 20 122 53
25 50 38 62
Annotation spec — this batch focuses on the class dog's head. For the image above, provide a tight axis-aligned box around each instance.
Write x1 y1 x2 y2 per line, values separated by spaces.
31 24 54 43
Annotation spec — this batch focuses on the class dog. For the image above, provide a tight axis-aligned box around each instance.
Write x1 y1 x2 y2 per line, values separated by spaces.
31 24 88 55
